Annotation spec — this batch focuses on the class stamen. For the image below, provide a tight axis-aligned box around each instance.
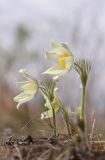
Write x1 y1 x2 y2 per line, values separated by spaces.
58 53 70 68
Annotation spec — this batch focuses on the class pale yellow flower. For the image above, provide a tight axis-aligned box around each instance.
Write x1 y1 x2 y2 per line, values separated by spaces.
41 87 60 119
13 69 38 109
43 42 74 80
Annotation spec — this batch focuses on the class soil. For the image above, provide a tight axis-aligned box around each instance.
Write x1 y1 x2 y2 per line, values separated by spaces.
0 135 105 160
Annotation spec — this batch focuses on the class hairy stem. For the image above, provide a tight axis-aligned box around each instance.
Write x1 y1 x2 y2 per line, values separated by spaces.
81 85 85 120
52 107 57 137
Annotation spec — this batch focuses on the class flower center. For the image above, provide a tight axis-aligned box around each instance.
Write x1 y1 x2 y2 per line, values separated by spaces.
58 53 70 68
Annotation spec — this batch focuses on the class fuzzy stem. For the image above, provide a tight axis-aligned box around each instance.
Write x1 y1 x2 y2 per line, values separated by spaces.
52 107 57 137
81 85 85 132
81 85 85 121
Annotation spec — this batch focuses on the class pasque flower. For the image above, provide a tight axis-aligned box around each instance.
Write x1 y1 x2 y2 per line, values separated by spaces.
43 42 74 80
13 69 38 109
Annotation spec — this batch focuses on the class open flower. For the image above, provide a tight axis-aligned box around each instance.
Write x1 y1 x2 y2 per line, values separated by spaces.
13 69 38 109
42 42 74 80
41 87 60 119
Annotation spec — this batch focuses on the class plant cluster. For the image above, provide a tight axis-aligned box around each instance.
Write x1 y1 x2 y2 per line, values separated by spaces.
14 42 91 142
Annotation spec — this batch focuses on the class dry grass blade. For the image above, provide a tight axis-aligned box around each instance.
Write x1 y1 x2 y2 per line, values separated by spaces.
37 149 52 160
14 144 23 160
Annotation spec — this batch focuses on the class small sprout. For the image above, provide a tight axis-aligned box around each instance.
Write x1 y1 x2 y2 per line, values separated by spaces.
42 42 74 80
13 69 38 109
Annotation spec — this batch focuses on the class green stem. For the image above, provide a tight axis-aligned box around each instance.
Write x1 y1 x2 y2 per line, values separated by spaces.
52 107 57 137
81 85 85 121
81 86 85 120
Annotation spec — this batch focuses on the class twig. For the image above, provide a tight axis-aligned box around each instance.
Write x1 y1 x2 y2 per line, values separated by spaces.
14 144 23 160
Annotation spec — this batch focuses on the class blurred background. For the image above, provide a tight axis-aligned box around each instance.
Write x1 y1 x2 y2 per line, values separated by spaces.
0 0 105 136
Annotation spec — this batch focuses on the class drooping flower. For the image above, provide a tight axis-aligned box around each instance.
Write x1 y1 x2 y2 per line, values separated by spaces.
40 84 60 119
13 69 38 109
42 42 74 80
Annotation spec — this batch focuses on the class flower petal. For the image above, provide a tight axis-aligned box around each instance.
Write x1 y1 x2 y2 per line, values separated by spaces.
65 56 74 71
16 80 38 94
14 92 34 109
42 66 64 75
42 66 68 80
61 43 71 52
19 69 35 80
46 42 71 61
14 69 39 109
51 41 59 48
45 51 59 61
